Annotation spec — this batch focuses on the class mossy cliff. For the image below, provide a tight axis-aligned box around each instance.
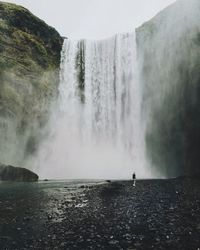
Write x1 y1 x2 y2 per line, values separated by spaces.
136 0 200 177
0 2 63 167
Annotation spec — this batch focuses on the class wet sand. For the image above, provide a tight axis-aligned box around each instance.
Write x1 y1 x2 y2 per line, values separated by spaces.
0 178 200 249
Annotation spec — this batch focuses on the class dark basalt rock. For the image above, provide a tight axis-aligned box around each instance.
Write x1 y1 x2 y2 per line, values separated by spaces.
0 164 38 182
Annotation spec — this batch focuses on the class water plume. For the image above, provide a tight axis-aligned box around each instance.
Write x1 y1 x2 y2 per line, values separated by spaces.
37 32 156 179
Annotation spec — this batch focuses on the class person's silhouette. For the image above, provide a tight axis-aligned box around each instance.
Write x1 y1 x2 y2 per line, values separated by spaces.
132 172 136 187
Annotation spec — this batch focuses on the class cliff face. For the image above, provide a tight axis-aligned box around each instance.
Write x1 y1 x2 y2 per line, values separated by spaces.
0 2 63 167
136 0 200 177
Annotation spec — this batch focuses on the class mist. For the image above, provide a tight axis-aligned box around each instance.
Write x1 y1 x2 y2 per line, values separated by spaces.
2 0 200 179
0 69 59 170
137 0 200 177
34 34 159 180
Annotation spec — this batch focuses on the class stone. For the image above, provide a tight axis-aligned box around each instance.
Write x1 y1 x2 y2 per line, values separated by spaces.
0 164 38 182
109 240 119 245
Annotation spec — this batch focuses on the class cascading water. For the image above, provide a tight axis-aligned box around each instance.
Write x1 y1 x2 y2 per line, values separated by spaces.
37 32 153 179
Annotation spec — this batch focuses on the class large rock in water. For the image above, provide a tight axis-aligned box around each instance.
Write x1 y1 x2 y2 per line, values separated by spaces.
136 0 200 177
0 2 63 167
0 164 38 182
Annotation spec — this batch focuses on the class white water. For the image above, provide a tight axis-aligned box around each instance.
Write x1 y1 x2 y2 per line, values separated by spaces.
37 32 154 179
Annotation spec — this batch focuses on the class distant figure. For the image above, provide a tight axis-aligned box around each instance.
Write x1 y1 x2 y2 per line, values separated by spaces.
132 172 136 187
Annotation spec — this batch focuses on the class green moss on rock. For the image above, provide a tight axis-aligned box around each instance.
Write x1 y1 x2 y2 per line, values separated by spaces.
0 1 63 168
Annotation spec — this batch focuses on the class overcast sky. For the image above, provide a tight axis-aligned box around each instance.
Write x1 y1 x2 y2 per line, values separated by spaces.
2 0 176 39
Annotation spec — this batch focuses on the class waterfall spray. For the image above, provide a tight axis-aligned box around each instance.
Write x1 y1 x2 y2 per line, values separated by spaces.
37 32 153 179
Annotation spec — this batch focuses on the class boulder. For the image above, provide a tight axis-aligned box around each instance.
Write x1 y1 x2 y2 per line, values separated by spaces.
0 164 38 182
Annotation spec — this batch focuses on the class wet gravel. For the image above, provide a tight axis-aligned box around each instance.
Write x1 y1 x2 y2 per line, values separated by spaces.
0 178 200 249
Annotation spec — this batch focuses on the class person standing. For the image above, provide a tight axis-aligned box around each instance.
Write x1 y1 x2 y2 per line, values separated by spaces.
132 172 136 187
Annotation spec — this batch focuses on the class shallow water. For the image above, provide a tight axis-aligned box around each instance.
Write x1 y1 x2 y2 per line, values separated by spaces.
0 180 105 237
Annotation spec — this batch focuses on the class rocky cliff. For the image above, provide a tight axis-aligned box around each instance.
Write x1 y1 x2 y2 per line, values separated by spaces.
0 2 63 168
136 0 200 177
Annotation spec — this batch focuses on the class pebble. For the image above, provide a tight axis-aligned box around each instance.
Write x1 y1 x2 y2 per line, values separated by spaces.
109 240 119 245
60 242 67 247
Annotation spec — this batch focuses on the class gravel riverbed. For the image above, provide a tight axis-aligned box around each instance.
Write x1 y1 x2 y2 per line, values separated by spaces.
0 178 200 249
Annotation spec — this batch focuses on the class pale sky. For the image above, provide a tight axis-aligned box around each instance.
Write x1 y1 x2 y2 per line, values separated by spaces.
1 0 176 39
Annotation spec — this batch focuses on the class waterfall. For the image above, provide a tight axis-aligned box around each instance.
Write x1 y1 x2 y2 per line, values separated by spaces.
37 32 153 179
